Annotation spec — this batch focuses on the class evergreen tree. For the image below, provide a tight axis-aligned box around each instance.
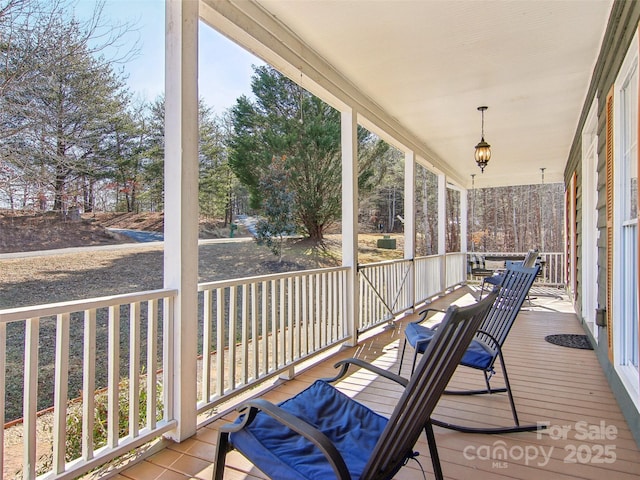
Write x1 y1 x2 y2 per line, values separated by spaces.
229 65 387 242
143 97 238 218
255 155 296 262
0 0 137 212
199 104 235 223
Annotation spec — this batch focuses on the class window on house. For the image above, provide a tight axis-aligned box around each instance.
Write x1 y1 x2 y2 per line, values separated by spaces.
614 32 639 397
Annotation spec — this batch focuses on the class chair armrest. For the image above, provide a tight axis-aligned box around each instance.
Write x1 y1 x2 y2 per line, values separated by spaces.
323 358 409 387
222 398 351 479
417 307 446 323
476 329 501 351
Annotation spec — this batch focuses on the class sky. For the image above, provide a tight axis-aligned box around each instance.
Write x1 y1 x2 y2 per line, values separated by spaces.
73 0 262 113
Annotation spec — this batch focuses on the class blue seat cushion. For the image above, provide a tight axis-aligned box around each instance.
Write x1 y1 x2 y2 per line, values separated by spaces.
405 323 494 371
229 379 389 480
483 274 503 286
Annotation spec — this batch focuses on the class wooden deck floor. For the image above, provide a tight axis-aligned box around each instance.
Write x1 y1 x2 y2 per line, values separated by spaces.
115 287 640 479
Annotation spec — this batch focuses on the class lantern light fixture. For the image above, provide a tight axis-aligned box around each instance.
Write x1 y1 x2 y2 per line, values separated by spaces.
474 106 491 173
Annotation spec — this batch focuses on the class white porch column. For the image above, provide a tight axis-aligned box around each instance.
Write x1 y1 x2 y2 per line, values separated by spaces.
438 173 446 291
164 0 199 442
460 186 468 253
460 186 468 281
404 151 415 259
341 109 358 345
404 151 415 308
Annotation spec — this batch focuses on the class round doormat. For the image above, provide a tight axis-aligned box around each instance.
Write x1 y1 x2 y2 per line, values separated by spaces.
545 334 593 350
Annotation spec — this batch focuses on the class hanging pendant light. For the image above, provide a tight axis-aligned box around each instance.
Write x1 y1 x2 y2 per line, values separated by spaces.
474 106 491 173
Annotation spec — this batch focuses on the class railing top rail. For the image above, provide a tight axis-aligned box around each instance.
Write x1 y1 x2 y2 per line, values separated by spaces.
357 258 413 269
467 251 563 256
0 288 178 323
198 265 349 291
414 254 442 261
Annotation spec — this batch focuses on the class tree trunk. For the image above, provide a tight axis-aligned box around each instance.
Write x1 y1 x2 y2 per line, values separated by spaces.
53 170 66 212
307 223 324 243
131 182 137 213
83 177 94 213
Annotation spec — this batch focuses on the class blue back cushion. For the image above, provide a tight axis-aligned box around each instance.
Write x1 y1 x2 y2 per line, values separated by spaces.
405 322 494 371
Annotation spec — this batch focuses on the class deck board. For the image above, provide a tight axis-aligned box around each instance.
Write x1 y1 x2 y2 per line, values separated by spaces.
119 287 640 479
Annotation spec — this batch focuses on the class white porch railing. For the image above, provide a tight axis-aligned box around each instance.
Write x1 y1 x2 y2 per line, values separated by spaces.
538 252 566 286
1 253 473 479
357 259 413 332
356 252 467 332
414 255 444 303
466 251 566 286
0 289 177 480
446 252 467 289
196 267 349 413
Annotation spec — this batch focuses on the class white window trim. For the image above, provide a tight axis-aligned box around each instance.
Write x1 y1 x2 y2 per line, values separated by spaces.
612 29 640 406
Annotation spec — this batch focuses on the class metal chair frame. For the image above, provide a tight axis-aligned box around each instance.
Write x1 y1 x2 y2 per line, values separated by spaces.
399 263 543 434
214 291 498 480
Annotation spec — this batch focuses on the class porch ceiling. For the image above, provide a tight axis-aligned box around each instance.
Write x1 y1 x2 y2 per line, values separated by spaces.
203 1 613 189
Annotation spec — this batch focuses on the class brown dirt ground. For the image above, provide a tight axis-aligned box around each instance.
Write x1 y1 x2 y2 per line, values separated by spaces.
0 211 236 254
0 212 404 310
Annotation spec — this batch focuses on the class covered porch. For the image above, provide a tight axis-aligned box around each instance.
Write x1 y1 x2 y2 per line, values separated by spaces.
3 0 638 478
116 286 640 480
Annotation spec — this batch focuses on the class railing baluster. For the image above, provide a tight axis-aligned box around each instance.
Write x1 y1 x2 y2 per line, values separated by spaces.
108 305 120 449
228 287 237 389
303 276 308 361
338 270 344 338
82 309 96 461
319 272 326 344
307 275 312 353
296 277 307 360
313 274 319 351
23 317 39 479
202 289 213 402
290 276 297 361
271 279 278 373
279 278 286 367
337 271 343 338
358 272 364 331
331 272 336 337
261 281 268 376
129 302 141 438
302 275 309 354
147 300 158 430
320 274 327 346
216 288 224 396
330 271 336 341
241 284 249 385
375 267 381 322
163 295 175 421
53 313 70 474
251 282 259 380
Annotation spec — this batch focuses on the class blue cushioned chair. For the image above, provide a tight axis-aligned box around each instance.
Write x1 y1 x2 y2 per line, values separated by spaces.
398 263 542 434
213 291 497 480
